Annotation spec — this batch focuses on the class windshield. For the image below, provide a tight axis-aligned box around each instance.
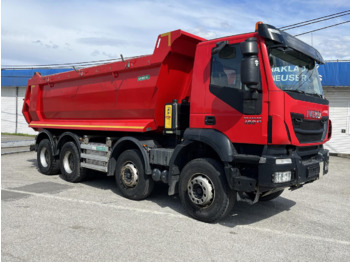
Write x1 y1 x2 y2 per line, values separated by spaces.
268 44 324 97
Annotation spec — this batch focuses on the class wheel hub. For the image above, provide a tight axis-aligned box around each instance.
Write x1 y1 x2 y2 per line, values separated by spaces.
40 147 49 168
187 175 214 206
63 151 74 174
121 163 139 188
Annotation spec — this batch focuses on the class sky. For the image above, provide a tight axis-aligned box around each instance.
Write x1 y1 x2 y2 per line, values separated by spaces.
1 0 350 67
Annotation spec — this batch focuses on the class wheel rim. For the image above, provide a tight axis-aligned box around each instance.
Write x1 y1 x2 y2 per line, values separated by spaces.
63 151 74 174
40 147 49 168
187 174 214 206
120 162 139 188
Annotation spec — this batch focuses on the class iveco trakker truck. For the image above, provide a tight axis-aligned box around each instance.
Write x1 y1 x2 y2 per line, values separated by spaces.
23 23 331 222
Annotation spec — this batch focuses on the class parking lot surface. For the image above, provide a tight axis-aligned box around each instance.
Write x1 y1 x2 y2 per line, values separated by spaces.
2 152 350 261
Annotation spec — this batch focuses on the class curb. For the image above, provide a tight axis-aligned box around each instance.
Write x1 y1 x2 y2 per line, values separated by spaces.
330 153 350 159
1 149 31 155
1 140 35 148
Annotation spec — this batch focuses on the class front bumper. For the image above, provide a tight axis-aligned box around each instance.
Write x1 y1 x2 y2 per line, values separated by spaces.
258 147 329 191
227 146 329 192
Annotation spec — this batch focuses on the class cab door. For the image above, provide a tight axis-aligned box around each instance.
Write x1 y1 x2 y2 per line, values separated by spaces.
190 36 268 145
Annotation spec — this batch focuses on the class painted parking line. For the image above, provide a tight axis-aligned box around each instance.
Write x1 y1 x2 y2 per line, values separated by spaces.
3 187 350 247
2 188 185 219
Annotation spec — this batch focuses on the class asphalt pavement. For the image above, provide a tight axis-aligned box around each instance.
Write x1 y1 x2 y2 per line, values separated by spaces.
1 152 350 262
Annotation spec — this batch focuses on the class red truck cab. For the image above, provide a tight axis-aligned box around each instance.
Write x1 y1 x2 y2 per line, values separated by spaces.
182 23 330 197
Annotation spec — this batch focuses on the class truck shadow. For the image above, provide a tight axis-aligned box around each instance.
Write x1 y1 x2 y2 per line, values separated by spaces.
150 184 296 227
219 198 296 227
83 177 185 215
27 158 38 168
27 158 296 226
138 182 297 227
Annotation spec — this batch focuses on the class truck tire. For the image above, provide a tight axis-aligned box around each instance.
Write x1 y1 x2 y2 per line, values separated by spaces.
179 158 236 223
115 149 154 200
59 142 87 183
37 139 60 175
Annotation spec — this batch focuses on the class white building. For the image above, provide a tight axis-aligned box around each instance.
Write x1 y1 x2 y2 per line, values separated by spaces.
1 69 70 135
319 61 350 154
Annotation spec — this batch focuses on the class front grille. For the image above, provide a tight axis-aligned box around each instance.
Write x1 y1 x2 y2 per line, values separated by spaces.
291 113 328 143
297 145 320 159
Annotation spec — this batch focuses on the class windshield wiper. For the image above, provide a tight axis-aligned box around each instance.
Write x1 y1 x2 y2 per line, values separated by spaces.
307 92 323 98
285 89 323 98
285 89 306 95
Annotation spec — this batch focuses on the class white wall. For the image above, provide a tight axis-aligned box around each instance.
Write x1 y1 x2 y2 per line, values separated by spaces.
323 86 350 154
1 86 37 135
1 86 349 154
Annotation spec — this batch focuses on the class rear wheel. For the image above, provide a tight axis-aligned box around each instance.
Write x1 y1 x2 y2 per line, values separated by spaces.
115 149 154 200
179 158 236 223
59 142 87 182
37 139 59 175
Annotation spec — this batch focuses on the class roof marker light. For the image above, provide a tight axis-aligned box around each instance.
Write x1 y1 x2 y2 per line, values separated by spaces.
255 21 263 31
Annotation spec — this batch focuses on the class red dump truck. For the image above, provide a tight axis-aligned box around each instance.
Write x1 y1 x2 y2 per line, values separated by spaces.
23 22 331 222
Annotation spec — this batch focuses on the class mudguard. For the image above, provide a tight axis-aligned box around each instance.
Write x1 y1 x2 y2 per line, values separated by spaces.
108 137 152 176
168 128 235 195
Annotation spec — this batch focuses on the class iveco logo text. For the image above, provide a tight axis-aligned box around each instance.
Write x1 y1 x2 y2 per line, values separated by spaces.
306 110 321 119
244 116 262 125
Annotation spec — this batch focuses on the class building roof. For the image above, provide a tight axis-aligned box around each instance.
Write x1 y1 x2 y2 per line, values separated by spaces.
1 69 71 87
318 61 350 87
1 61 349 87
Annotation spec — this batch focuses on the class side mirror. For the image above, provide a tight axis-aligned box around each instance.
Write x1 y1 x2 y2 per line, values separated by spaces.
240 38 260 90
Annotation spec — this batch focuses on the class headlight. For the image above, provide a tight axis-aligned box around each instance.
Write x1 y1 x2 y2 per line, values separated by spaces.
276 158 292 165
273 171 292 183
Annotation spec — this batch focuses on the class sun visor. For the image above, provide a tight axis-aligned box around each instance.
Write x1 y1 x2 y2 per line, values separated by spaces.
258 24 325 64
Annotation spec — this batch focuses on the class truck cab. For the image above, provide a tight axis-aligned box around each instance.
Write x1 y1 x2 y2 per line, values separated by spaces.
185 23 330 198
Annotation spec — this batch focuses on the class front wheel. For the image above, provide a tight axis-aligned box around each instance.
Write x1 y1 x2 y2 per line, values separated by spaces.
179 158 236 223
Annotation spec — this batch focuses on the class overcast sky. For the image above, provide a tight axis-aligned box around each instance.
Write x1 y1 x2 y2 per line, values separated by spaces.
1 0 350 67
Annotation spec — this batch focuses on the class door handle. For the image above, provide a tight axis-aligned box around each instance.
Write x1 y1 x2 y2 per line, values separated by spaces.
205 116 216 125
